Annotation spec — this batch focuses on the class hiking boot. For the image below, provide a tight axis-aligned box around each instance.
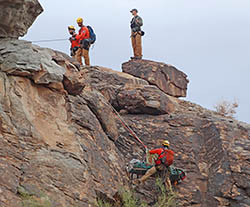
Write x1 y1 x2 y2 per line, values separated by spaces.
134 56 142 60
130 56 142 60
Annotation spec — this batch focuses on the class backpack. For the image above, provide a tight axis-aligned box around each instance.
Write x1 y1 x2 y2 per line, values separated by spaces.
87 25 96 44
158 149 174 167
169 167 186 184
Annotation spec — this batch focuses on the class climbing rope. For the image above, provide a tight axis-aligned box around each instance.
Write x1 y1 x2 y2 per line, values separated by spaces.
30 38 68 43
28 38 95 50
108 103 148 150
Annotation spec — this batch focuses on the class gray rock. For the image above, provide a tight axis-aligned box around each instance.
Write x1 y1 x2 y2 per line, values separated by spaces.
0 0 43 38
0 39 65 84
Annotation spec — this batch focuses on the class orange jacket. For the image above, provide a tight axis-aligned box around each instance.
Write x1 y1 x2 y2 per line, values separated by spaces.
70 34 81 49
78 26 90 41
149 147 174 166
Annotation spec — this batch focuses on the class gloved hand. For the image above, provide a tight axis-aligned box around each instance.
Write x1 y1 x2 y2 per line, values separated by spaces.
69 37 76 42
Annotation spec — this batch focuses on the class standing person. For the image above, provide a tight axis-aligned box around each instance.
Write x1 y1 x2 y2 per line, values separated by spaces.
130 8 144 60
68 26 80 60
76 17 90 66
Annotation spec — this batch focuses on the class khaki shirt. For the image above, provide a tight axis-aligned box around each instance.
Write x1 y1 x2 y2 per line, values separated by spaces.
130 15 143 33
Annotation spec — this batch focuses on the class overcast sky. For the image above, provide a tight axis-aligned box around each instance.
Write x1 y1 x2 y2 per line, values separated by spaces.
22 0 250 123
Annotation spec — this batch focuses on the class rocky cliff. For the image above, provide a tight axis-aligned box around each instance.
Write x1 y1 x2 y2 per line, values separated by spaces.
0 1 249 207
0 0 43 38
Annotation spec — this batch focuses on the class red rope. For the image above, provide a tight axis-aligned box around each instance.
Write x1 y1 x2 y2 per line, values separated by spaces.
110 105 147 150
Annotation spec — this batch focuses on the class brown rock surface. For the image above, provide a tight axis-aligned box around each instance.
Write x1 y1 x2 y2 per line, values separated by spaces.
82 66 148 103
115 100 250 206
82 66 175 115
122 59 189 97
116 85 175 115
0 36 249 207
0 0 43 38
0 72 127 207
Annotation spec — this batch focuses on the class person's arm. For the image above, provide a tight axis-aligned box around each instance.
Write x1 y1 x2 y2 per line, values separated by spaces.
75 34 81 41
135 16 143 27
78 27 88 40
149 148 161 155
79 27 86 40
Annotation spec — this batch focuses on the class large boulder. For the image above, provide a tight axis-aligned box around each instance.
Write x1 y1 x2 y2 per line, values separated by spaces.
82 66 175 115
0 0 43 38
117 85 175 115
122 59 189 97
82 66 148 103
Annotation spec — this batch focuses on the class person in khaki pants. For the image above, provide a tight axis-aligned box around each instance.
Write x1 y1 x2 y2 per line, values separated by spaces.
133 140 174 191
130 8 143 60
76 17 90 66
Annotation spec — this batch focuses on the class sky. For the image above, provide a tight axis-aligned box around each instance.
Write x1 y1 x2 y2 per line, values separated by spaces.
22 0 250 123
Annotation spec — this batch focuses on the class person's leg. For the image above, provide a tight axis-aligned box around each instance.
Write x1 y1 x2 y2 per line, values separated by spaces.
75 48 83 65
131 33 136 57
165 168 173 192
138 166 157 183
83 49 90 66
135 33 142 57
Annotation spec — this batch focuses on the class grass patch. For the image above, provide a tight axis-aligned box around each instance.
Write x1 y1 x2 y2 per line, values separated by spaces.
96 199 112 207
18 186 52 207
153 178 177 207
96 181 177 207
21 197 52 207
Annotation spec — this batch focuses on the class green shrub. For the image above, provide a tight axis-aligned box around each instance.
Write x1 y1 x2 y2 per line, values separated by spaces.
96 199 112 207
95 180 178 207
153 178 177 207
121 189 139 207
22 198 52 207
18 187 52 207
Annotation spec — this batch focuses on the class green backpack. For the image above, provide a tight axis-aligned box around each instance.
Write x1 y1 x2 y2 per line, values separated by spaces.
169 167 186 184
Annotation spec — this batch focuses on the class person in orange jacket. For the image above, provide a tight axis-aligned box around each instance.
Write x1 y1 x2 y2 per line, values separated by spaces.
68 26 81 59
76 17 90 66
133 140 174 191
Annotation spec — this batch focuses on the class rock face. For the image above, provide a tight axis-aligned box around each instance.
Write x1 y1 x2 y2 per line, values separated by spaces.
0 39 85 95
0 39 65 84
116 85 175 115
0 18 249 206
82 66 175 115
0 71 126 207
0 0 43 38
116 101 250 207
122 59 189 97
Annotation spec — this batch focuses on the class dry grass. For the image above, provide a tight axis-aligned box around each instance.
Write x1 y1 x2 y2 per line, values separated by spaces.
214 100 238 118
96 182 177 207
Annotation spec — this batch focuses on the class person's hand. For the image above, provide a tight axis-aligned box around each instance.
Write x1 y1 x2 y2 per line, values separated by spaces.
69 37 76 41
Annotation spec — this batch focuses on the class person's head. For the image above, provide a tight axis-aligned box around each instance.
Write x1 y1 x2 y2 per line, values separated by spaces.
77 17 83 27
130 8 138 16
68 26 76 35
162 140 170 148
